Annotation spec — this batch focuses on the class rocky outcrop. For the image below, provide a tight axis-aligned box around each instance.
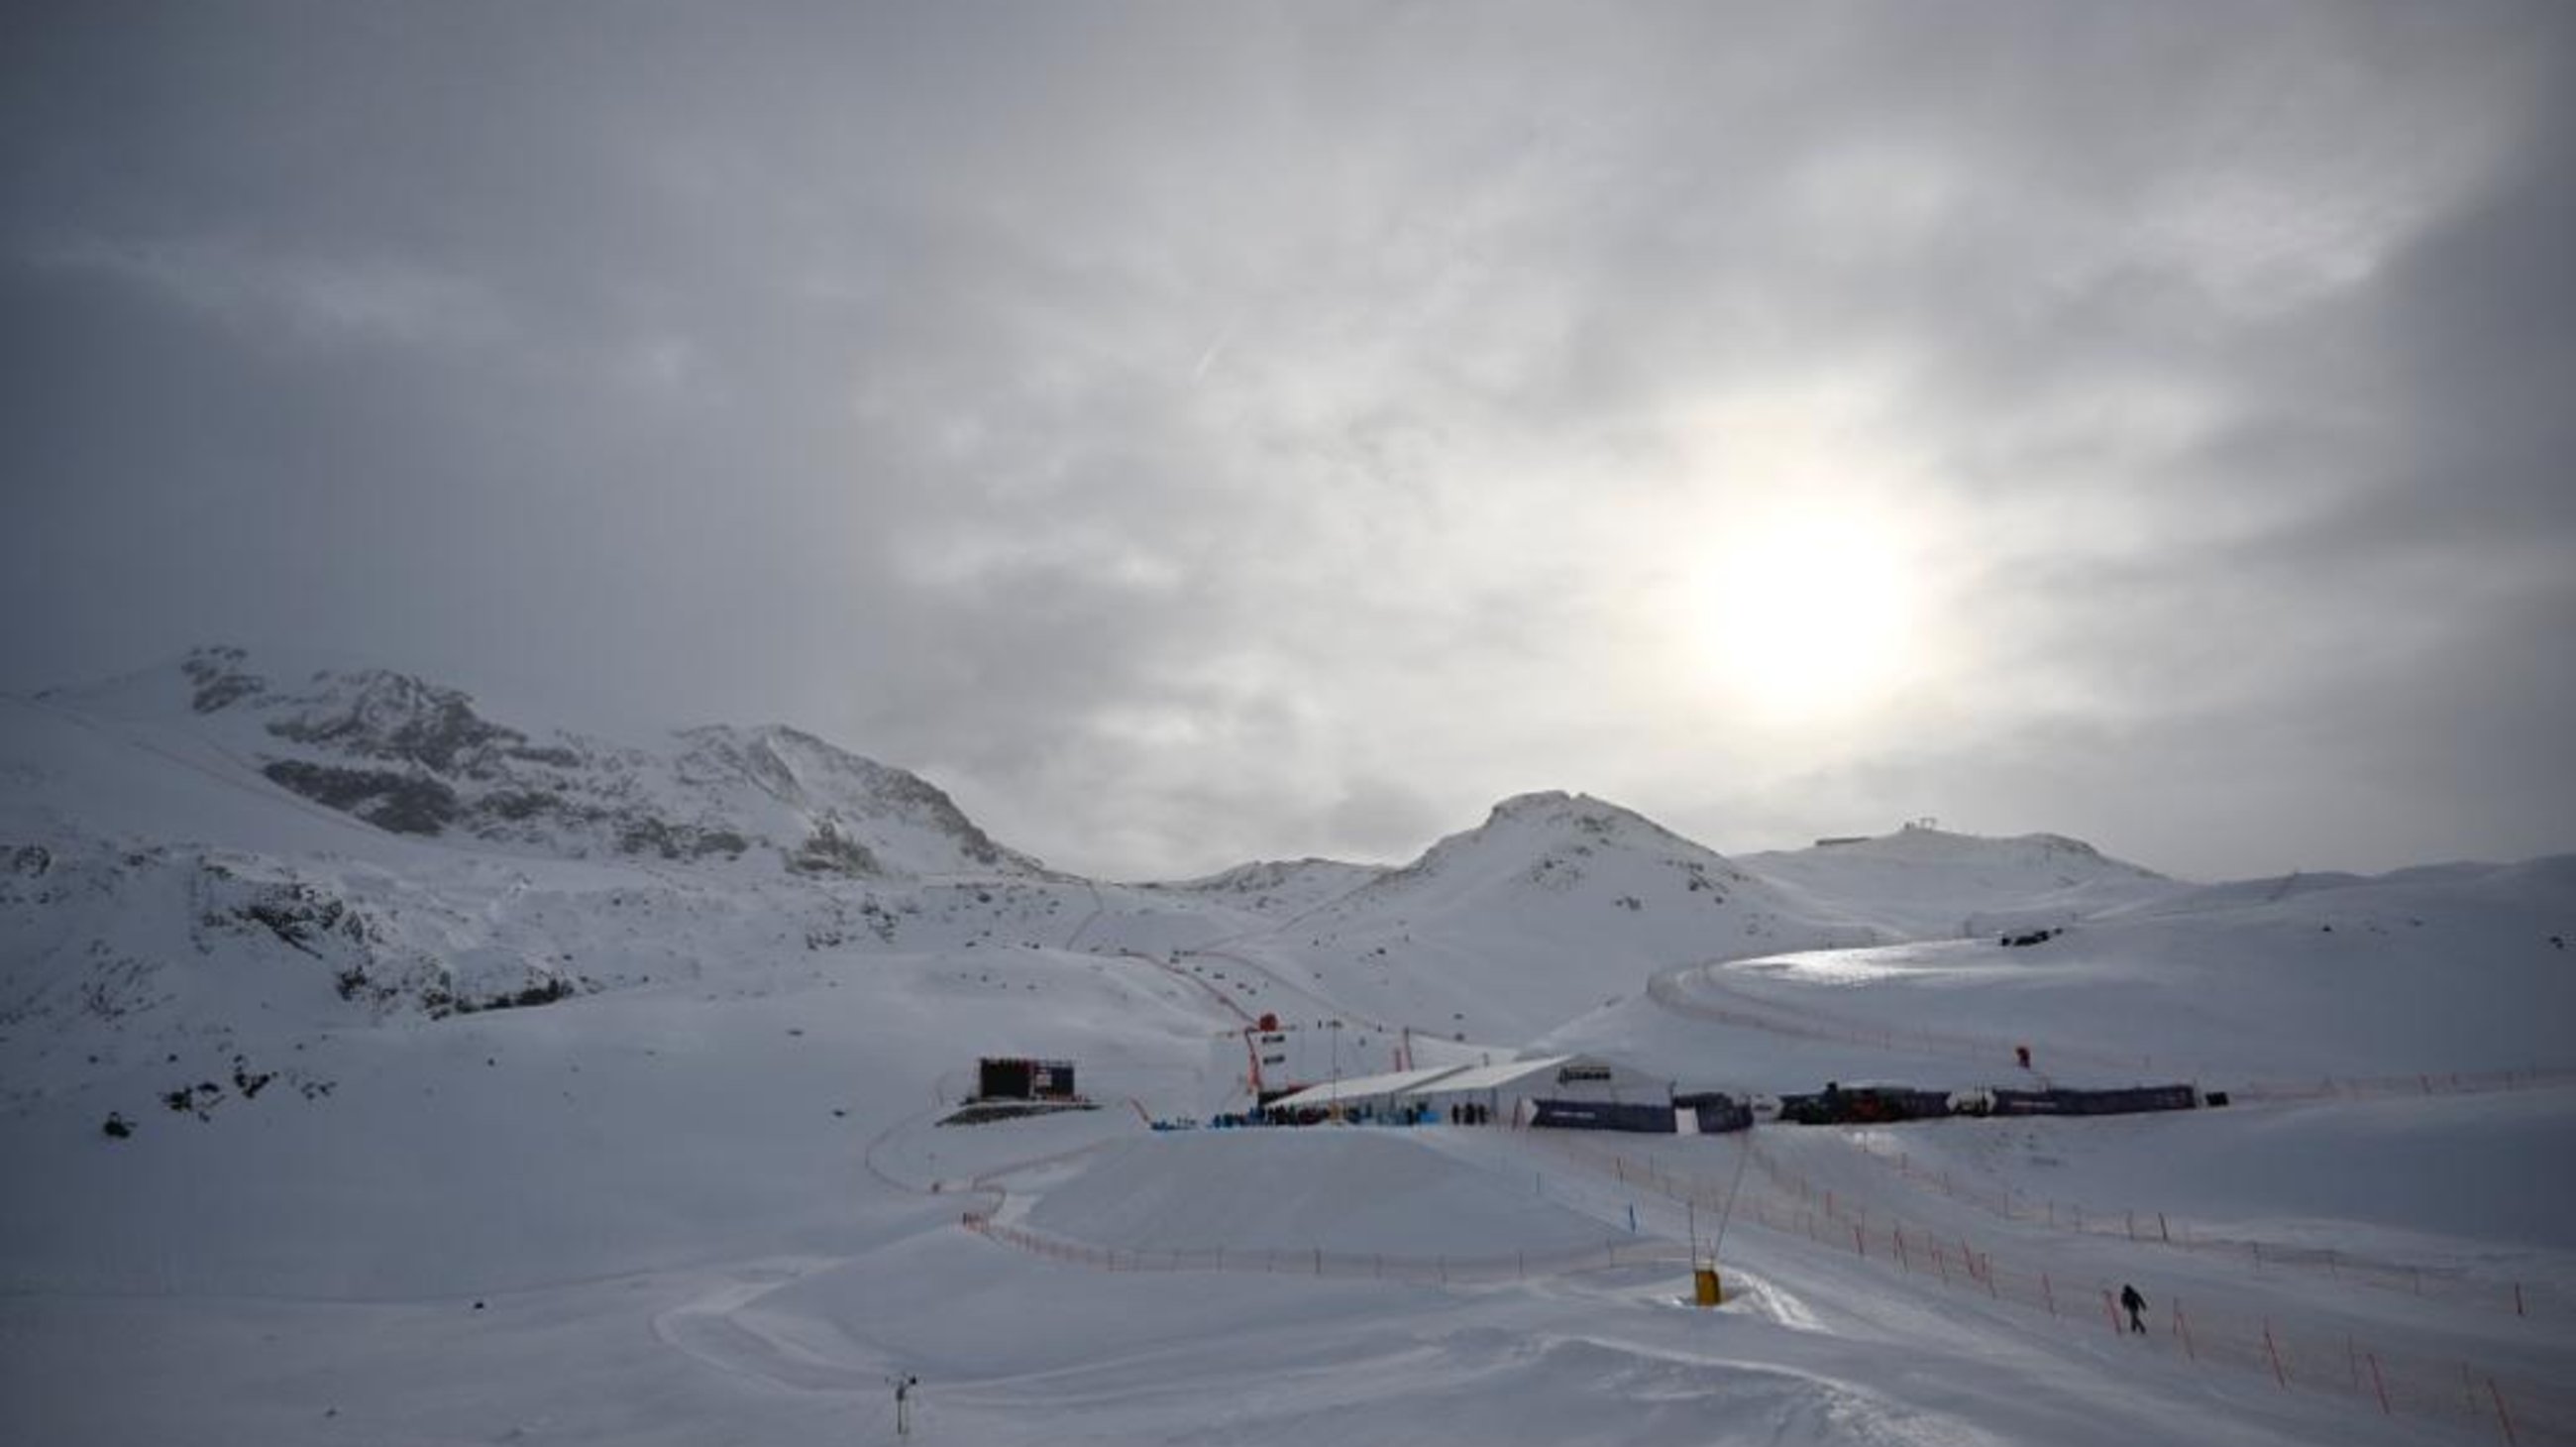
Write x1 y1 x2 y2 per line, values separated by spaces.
168 648 1047 878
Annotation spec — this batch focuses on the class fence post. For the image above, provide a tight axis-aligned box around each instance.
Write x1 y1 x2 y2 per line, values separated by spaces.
2263 1321 2289 1389
2158 1212 2169 1244
1314 1247 1323 1277
2489 1378 2520 1446
2367 1353 2391 1415
2174 1301 2195 1361
2042 1271 2055 1316
2515 1281 2525 1317
2100 1288 2119 1335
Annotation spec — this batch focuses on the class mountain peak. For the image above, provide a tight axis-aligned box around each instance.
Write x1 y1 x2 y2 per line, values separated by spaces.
1488 789 1580 818
34 645 1046 878
673 723 1042 876
1789 824 2160 878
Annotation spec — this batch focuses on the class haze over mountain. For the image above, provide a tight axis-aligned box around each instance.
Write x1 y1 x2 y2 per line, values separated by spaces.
4 644 2571 1447
2 645 2205 1049
6 645 2560 1066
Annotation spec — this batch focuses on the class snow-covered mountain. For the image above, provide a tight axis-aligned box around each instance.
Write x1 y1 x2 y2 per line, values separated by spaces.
39 645 1047 879
1206 792 1888 1041
0 647 1081 1057
1139 857 1391 918
7 647 2574 1447
1738 822 2184 939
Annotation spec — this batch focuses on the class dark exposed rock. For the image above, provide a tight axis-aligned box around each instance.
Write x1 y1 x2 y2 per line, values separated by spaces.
505 742 584 769
162 1081 224 1120
481 789 562 822
266 670 521 773
217 877 375 955
446 976 585 1015
617 818 750 861
262 760 460 835
181 645 268 713
790 820 881 876
155 650 1051 877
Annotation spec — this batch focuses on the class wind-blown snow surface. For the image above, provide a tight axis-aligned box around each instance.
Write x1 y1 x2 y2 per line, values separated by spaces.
3 649 2571 1446
1740 825 2184 939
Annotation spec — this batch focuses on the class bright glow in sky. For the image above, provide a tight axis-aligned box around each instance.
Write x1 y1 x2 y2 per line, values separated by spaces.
1694 507 1921 723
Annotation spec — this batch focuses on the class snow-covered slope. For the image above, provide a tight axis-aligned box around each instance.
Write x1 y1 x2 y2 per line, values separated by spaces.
1738 823 2186 939
7 647 2573 1447
1136 856 1389 918
1549 851 2576 1090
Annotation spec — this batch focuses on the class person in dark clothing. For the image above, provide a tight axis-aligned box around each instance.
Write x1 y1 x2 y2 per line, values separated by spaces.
2120 1283 2147 1333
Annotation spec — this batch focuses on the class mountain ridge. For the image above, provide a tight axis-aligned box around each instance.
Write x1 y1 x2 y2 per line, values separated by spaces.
35 645 1049 882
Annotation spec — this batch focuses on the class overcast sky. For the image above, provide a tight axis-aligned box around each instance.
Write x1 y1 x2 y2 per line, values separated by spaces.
3 3 2570 882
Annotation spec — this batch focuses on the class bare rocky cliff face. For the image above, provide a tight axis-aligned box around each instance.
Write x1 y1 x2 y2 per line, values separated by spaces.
174 646 1046 879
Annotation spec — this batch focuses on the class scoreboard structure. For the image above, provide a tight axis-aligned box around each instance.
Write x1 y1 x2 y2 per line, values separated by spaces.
977 1057 1078 1102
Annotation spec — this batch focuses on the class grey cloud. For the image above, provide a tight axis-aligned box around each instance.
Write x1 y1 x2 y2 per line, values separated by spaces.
3 2 2570 880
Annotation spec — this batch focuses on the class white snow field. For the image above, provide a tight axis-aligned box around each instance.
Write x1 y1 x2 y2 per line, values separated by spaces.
3 649 2570 1445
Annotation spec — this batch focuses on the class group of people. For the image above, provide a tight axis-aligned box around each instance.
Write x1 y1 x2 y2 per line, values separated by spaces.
1239 1100 1500 1127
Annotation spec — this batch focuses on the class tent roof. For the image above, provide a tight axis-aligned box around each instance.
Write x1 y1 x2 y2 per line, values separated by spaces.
1264 1063 1468 1113
1402 1055 1578 1095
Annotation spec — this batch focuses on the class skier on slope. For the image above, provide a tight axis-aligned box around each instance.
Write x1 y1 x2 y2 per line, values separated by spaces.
2120 1282 2148 1334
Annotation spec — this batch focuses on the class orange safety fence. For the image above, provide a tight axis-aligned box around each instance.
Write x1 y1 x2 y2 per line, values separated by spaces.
1832 1128 2560 1322
1523 1129 2572 1447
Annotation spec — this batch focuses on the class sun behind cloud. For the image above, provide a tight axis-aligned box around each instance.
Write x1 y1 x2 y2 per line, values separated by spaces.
1690 505 1922 722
